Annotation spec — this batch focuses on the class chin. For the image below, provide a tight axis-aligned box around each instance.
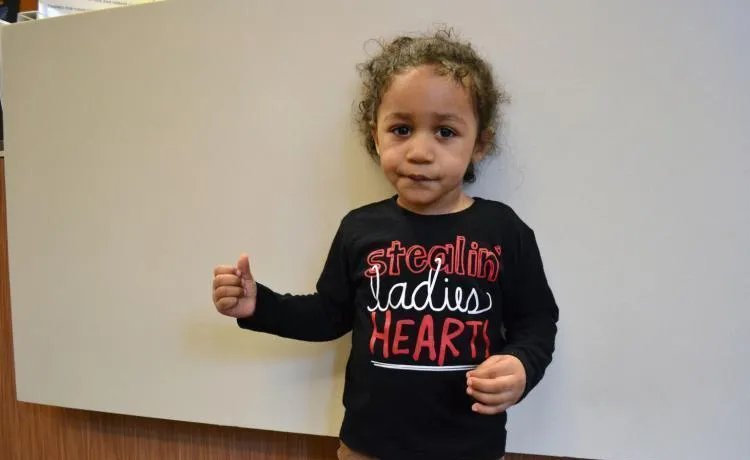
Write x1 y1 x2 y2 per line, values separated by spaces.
396 189 441 207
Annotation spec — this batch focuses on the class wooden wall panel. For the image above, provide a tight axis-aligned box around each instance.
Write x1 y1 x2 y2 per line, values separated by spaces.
1 161 576 457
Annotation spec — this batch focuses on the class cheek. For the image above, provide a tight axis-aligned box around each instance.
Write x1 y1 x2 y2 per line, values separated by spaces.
442 147 475 178
377 149 401 173
441 145 464 160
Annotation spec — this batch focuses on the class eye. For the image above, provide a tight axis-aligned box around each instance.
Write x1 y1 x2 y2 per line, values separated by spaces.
437 127 456 138
391 126 411 136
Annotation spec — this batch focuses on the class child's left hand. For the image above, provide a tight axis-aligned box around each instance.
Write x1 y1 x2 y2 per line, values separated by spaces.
466 354 527 415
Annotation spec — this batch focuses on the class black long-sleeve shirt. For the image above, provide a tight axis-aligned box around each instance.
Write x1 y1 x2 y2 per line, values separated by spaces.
238 196 559 460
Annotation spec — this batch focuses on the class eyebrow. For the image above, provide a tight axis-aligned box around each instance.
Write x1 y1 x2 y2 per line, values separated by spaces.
383 112 468 126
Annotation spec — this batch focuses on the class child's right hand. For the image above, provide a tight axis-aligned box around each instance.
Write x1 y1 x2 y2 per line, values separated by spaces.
212 253 257 318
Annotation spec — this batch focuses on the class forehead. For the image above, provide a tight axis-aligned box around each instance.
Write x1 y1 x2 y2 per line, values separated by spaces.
379 65 475 118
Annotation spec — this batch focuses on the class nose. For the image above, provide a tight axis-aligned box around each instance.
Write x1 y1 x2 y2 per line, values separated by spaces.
405 132 435 164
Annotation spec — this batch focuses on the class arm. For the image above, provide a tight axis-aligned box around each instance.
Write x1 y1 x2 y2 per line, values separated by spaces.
236 224 354 342
500 221 560 401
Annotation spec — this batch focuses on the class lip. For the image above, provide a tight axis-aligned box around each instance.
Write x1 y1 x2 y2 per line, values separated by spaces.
402 173 435 181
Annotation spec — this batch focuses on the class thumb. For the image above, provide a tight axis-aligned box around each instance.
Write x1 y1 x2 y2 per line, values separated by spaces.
237 253 254 281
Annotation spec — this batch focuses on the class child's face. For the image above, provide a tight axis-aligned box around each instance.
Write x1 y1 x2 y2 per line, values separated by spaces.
373 65 485 214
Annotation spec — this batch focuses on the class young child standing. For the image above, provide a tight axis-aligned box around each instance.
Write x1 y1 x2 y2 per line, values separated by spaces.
212 28 559 460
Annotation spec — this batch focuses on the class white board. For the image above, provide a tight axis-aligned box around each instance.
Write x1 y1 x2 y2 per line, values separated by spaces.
37 0 162 19
3 1 750 459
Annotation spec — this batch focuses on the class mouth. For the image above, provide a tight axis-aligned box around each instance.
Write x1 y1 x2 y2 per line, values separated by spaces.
402 173 435 182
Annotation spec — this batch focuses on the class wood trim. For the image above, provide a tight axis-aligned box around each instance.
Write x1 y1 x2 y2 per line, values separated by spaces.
19 0 38 13
0 157 572 459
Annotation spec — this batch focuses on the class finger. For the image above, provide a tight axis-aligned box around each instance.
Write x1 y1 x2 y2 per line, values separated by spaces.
213 285 244 301
467 386 516 407
471 401 511 415
468 375 515 394
468 356 521 380
213 265 236 276
212 274 242 289
214 296 239 312
467 355 502 379
237 253 254 281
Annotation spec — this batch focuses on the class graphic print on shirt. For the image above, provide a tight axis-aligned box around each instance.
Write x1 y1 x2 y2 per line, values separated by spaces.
365 236 502 372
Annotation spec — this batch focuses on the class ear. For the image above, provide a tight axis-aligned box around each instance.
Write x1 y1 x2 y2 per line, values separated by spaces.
472 129 493 162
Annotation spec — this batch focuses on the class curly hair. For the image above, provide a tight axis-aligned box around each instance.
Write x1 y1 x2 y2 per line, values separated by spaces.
355 27 510 183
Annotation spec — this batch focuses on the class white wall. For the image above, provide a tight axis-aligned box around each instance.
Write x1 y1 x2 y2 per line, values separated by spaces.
3 1 749 459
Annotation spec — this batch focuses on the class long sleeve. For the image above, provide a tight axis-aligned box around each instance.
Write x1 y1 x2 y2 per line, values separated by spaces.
500 221 559 401
236 223 354 341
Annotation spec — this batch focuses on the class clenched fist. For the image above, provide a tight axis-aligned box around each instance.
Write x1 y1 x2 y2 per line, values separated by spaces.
466 354 527 415
212 253 257 318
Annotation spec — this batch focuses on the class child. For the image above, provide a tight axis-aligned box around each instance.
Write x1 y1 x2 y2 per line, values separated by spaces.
212 28 559 460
